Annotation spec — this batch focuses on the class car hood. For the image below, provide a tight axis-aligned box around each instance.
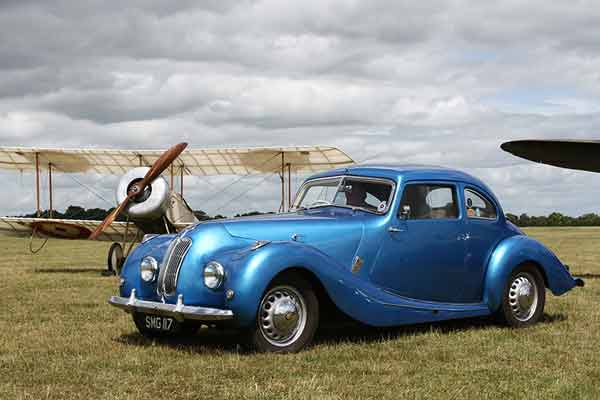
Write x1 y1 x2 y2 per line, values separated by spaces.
217 209 366 268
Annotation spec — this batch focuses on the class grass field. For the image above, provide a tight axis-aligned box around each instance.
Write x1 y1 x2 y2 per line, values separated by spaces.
1 227 599 399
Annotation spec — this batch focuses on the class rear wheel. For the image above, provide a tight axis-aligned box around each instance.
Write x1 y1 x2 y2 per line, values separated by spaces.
132 313 200 339
247 274 319 353
497 265 546 327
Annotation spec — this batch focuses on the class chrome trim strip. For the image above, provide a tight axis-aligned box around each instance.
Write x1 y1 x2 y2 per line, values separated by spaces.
108 289 234 322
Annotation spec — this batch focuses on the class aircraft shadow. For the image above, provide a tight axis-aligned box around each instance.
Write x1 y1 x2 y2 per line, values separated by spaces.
114 312 567 355
35 267 108 274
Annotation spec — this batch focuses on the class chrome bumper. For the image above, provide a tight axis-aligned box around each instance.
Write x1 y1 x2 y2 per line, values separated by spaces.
108 289 234 322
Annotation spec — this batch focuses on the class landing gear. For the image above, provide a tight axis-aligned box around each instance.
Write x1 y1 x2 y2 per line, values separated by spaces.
107 242 124 275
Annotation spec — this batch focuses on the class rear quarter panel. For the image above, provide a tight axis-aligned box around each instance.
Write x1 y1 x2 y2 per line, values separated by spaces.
484 234 576 312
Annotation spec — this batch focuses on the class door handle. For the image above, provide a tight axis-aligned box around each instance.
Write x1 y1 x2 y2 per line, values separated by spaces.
457 233 471 241
388 226 402 233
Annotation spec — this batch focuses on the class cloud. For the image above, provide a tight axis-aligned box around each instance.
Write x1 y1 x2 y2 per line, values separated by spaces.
1 1 600 217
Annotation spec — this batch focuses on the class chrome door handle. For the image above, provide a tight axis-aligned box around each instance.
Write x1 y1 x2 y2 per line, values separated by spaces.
388 226 401 233
457 233 471 241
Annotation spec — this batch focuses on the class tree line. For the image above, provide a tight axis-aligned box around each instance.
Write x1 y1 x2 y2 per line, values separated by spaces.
505 212 600 227
22 206 270 221
22 205 600 227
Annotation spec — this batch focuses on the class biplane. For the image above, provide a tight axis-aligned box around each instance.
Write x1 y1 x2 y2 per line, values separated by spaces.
0 143 354 274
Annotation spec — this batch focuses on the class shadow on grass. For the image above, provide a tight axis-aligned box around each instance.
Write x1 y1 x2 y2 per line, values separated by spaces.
315 312 567 346
574 273 600 280
115 328 243 353
114 312 568 354
34 267 109 275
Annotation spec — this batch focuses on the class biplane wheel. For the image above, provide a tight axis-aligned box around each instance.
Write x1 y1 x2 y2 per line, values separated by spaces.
107 242 125 275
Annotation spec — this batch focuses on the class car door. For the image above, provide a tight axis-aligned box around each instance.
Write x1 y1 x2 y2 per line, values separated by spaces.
461 186 507 302
370 182 469 303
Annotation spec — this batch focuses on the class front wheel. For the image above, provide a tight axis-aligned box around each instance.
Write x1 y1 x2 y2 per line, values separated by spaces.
497 265 546 327
247 274 319 353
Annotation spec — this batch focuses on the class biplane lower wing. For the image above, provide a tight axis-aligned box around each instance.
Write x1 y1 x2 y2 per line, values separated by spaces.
0 217 140 242
0 217 195 242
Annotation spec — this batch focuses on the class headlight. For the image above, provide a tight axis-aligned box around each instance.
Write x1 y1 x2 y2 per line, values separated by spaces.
204 261 225 289
140 256 158 282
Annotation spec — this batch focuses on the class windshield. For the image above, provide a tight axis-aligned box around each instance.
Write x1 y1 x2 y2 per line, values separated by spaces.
293 176 394 214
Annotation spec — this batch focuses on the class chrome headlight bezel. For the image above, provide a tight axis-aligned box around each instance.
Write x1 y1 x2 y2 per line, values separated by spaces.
140 256 159 282
204 261 225 289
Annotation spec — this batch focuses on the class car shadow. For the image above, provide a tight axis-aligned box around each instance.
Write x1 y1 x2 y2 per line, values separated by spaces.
115 328 244 354
574 273 600 280
315 312 567 346
114 312 568 354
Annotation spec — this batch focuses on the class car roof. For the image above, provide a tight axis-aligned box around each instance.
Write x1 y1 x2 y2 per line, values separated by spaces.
308 163 493 192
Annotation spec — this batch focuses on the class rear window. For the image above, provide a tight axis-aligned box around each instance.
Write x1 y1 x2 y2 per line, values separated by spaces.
464 188 497 219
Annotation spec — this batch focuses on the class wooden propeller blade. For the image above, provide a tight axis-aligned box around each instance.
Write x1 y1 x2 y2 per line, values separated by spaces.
138 142 188 189
88 195 132 240
88 142 188 240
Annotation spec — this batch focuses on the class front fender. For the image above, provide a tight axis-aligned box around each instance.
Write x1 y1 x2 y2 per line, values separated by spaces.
484 235 577 312
224 241 354 327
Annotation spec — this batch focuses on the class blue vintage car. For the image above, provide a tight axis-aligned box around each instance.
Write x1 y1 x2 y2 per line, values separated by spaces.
109 164 584 352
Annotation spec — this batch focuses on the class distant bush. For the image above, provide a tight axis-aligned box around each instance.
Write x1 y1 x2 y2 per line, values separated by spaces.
22 206 268 221
506 212 600 227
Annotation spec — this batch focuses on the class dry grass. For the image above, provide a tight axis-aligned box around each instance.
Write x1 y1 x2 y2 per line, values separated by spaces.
0 228 599 399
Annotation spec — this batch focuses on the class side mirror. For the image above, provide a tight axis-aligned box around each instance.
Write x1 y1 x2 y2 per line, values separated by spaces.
400 205 411 219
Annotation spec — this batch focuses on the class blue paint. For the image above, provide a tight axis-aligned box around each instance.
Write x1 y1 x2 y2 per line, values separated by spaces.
118 164 581 329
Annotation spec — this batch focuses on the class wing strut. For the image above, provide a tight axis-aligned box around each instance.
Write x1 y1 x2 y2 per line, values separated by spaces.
35 152 41 217
48 162 53 218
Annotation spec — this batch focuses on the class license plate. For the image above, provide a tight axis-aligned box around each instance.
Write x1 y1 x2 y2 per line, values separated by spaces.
144 315 175 332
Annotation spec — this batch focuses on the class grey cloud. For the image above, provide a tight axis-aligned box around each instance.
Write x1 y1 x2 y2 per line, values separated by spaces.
1 1 600 217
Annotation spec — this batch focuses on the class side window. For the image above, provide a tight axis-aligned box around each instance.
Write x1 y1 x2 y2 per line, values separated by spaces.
464 189 497 219
400 184 458 219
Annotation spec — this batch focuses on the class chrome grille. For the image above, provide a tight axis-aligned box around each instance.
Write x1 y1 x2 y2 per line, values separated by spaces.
157 237 192 296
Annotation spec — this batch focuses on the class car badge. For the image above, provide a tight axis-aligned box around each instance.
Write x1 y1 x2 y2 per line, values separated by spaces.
352 256 364 274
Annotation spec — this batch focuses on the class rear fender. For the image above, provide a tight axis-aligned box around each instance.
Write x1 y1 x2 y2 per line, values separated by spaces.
484 235 577 312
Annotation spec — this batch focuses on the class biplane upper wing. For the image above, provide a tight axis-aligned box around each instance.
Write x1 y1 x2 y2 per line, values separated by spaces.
0 145 354 175
501 139 600 173
0 217 194 242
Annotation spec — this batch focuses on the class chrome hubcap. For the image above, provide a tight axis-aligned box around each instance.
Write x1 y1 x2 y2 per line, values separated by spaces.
508 273 538 322
259 286 307 347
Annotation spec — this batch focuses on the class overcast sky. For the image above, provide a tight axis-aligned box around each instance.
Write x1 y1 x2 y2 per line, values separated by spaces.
2 0 600 217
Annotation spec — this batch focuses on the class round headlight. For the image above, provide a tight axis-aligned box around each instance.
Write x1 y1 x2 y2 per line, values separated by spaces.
204 261 224 289
140 256 158 282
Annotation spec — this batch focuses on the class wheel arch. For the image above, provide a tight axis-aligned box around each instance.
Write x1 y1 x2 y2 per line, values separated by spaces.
268 266 347 323
483 235 575 312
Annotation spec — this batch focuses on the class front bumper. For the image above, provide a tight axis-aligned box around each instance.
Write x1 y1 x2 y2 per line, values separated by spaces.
108 289 234 322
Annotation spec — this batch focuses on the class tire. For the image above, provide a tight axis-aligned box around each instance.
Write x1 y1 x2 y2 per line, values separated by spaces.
107 243 124 275
132 313 200 339
246 273 319 353
496 264 546 327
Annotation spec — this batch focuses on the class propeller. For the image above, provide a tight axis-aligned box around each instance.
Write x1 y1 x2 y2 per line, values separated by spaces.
88 142 188 240
501 139 600 173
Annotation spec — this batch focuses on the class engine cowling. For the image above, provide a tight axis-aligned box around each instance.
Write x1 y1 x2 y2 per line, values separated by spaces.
116 167 170 220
